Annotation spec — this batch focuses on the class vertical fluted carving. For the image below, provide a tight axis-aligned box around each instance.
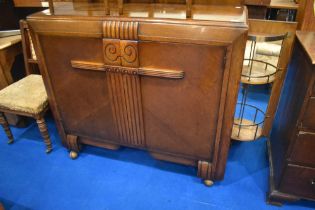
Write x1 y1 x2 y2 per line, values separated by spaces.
36 118 52 153
107 72 145 146
119 21 138 40
0 112 13 144
103 21 139 40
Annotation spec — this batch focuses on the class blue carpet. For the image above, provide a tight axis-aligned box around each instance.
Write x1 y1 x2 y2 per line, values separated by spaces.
1 86 315 210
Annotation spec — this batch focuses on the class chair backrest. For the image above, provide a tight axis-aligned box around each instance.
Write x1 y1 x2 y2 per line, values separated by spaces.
20 20 39 75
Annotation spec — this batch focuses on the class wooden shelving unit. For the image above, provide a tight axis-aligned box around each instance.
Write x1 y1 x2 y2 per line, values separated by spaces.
245 0 299 20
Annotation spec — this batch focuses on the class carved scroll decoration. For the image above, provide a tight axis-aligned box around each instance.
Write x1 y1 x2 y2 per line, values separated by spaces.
103 39 121 66
103 21 139 67
103 39 139 67
120 40 139 67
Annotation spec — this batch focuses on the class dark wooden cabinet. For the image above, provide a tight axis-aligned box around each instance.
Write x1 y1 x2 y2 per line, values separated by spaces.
27 2 247 184
268 31 315 204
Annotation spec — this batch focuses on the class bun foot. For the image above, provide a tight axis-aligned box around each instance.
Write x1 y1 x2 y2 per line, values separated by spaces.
204 180 214 187
69 151 78 159
46 148 52 154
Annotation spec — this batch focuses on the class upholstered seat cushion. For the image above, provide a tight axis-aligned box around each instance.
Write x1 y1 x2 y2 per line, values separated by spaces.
0 75 48 114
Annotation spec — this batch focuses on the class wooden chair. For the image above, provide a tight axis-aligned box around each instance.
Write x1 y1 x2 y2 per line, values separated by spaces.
0 74 52 153
0 22 52 153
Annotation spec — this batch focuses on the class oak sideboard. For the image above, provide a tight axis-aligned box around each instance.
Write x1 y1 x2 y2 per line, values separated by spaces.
27 2 248 184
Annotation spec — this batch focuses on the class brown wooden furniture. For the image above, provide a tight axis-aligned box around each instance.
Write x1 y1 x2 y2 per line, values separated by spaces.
297 0 315 30
267 0 298 21
245 0 299 20
267 31 315 205
268 0 298 9
27 2 248 185
13 0 49 7
14 0 46 7
14 0 245 7
245 0 269 19
0 74 52 153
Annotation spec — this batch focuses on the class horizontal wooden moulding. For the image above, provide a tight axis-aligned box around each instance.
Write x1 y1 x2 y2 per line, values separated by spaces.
71 60 184 79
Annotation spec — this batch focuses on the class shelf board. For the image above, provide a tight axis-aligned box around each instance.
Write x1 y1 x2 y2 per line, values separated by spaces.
267 0 298 9
13 0 49 7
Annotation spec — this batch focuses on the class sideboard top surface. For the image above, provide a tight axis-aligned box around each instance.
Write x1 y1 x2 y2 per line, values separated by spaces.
27 2 247 27
296 31 315 65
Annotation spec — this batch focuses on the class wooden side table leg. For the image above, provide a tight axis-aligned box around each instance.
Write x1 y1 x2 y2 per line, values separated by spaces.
0 112 14 144
36 117 52 153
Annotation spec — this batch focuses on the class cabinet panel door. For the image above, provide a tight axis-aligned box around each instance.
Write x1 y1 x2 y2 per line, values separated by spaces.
139 41 226 161
39 35 118 142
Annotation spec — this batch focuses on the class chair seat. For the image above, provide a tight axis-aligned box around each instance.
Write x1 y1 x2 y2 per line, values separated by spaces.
0 75 48 115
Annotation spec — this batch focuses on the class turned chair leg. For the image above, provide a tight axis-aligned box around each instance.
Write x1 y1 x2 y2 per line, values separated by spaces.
36 117 52 153
0 112 14 144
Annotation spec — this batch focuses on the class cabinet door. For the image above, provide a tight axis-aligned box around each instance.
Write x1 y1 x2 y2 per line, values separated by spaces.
139 41 227 161
39 35 118 142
